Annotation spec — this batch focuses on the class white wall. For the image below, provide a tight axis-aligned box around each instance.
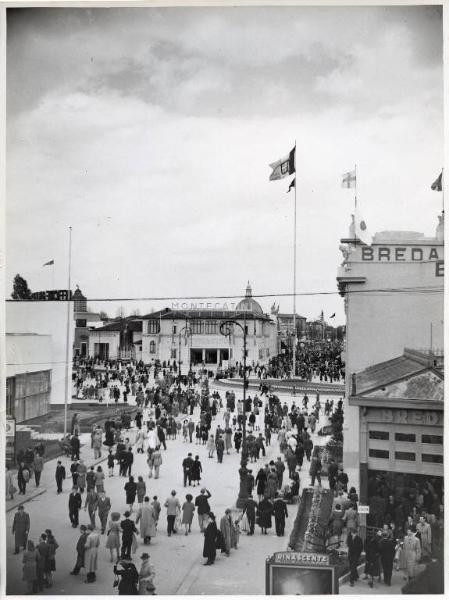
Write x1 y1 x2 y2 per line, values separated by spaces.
6 301 74 405
6 334 52 378
88 330 120 359
339 232 444 487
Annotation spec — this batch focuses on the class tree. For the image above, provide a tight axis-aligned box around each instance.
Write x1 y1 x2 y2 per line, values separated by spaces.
131 308 141 316
99 311 109 320
11 274 32 299
116 305 125 319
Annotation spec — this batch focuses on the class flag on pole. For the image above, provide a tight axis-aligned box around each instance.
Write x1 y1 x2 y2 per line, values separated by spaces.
341 169 356 188
43 260 54 267
354 209 371 245
287 178 295 193
431 171 442 191
329 313 336 319
269 146 295 181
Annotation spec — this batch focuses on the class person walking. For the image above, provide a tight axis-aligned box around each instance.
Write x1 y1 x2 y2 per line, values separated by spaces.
207 434 215 458
195 488 212 533
138 552 156 595
6 465 17 500
219 509 235 557
70 434 81 461
274 457 285 490
379 530 396 586
309 454 322 487
136 497 157 545
55 461 66 494
255 468 267 501
402 528 421 582
70 525 89 575
107 450 115 477
273 493 288 536
202 513 218 566
94 466 105 493
12 505 30 554
33 453 44 487
36 533 50 591
44 529 58 588
150 446 163 479
182 453 194 487
84 524 101 583
17 462 30 495
105 512 121 563
69 486 82 527
187 419 195 443
164 490 181 536
86 466 96 492
125 476 138 513
242 495 258 536
257 497 273 535
84 488 99 529
190 455 202 486
182 494 195 535
347 528 364 587
22 540 38 594
120 511 138 560
136 476 146 508
97 491 112 534
77 459 87 493
364 532 381 588
92 430 102 460
216 436 225 463
417 516 432 561
114 559 139 595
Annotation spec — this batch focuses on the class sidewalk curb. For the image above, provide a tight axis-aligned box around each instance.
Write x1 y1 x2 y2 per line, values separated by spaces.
6 488 47 513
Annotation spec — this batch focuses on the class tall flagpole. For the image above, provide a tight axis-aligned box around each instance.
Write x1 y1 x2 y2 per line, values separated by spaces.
354 163 357 211
442 167 444 214
292 141 297 378
63 227 72 438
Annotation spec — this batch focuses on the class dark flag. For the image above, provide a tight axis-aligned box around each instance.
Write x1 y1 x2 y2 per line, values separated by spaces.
431 172 442 191
269 146 296 181
287 178 296 193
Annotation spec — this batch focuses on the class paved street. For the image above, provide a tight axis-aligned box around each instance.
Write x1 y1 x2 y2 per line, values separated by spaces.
6 383 341 595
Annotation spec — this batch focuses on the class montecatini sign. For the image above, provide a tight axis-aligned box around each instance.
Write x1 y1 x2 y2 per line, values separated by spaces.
171 301 237 311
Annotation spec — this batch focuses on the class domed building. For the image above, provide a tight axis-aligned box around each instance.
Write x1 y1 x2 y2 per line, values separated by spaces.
235 282 264 314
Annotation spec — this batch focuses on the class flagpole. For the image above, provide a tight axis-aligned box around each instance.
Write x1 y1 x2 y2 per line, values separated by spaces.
52 262 55 290
354 163 357 211
63 227 72 438
442 167 444 214
292 141 297 378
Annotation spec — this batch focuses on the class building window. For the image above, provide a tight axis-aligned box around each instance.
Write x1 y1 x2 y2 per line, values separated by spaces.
395 433 416 442
76 319 87 327
149 341 156 354
171 349 177 359
148 320 160 334
204 321 217 334
191 321 203 334
369 431 389 441
395 451 416 462
422 434 443 445
172 325 177 335
220 349 229 361
369 449 389 459
422 454 443 464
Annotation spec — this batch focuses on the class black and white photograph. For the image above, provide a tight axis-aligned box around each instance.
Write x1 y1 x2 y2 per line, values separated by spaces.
3 3 444 596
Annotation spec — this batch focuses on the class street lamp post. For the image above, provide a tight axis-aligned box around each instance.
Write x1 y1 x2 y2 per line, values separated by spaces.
220 314 249 509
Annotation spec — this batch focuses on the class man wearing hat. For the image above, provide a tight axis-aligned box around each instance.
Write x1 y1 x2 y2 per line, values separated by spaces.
138 552 156 594
70 525 89 576
12 505 30 554
378 529 396 586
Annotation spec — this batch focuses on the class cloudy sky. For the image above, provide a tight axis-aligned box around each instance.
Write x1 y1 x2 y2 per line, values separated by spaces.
6 5 443 322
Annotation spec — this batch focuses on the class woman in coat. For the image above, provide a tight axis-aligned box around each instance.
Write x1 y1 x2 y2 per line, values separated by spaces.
255 469 267 501
84 525 101 583
135 499 157 544
219 509 235 556
125 476 138 513
44 529 59 587
265 469 278 500
77 460 87 493
6 466 17 500
22 540 38 594
330 504 344 546
257 497 273 534
202 513 217 565
136 477 146 507
207 435 215 458
106 512 121 563
364 532 381 588
343 502 359 534
190 457 202 486
114 559 139 595
138 553 156 595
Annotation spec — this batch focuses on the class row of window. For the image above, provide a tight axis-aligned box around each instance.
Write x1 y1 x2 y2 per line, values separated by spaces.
368 448 443 463
147 320 264 336
369 431 443 445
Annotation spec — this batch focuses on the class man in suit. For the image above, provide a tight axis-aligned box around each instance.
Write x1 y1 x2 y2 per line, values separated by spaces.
242 495 258 536
378 530 396 586
273 493 289 536
121 511 137 559
70 525 88 575
55 461 66 494
97 491 112 534
68 486 82 528
347 528 364 586
182 453 194 486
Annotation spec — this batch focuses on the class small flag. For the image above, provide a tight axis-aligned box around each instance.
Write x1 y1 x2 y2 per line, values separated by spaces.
329 313 336 319
287 178 295 193
354 208 371 245
43 260 54 267
269 146 295 181
431 171 442 191
341 169 356 189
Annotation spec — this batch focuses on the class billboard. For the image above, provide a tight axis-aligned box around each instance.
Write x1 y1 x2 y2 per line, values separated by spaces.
266 553 338 595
